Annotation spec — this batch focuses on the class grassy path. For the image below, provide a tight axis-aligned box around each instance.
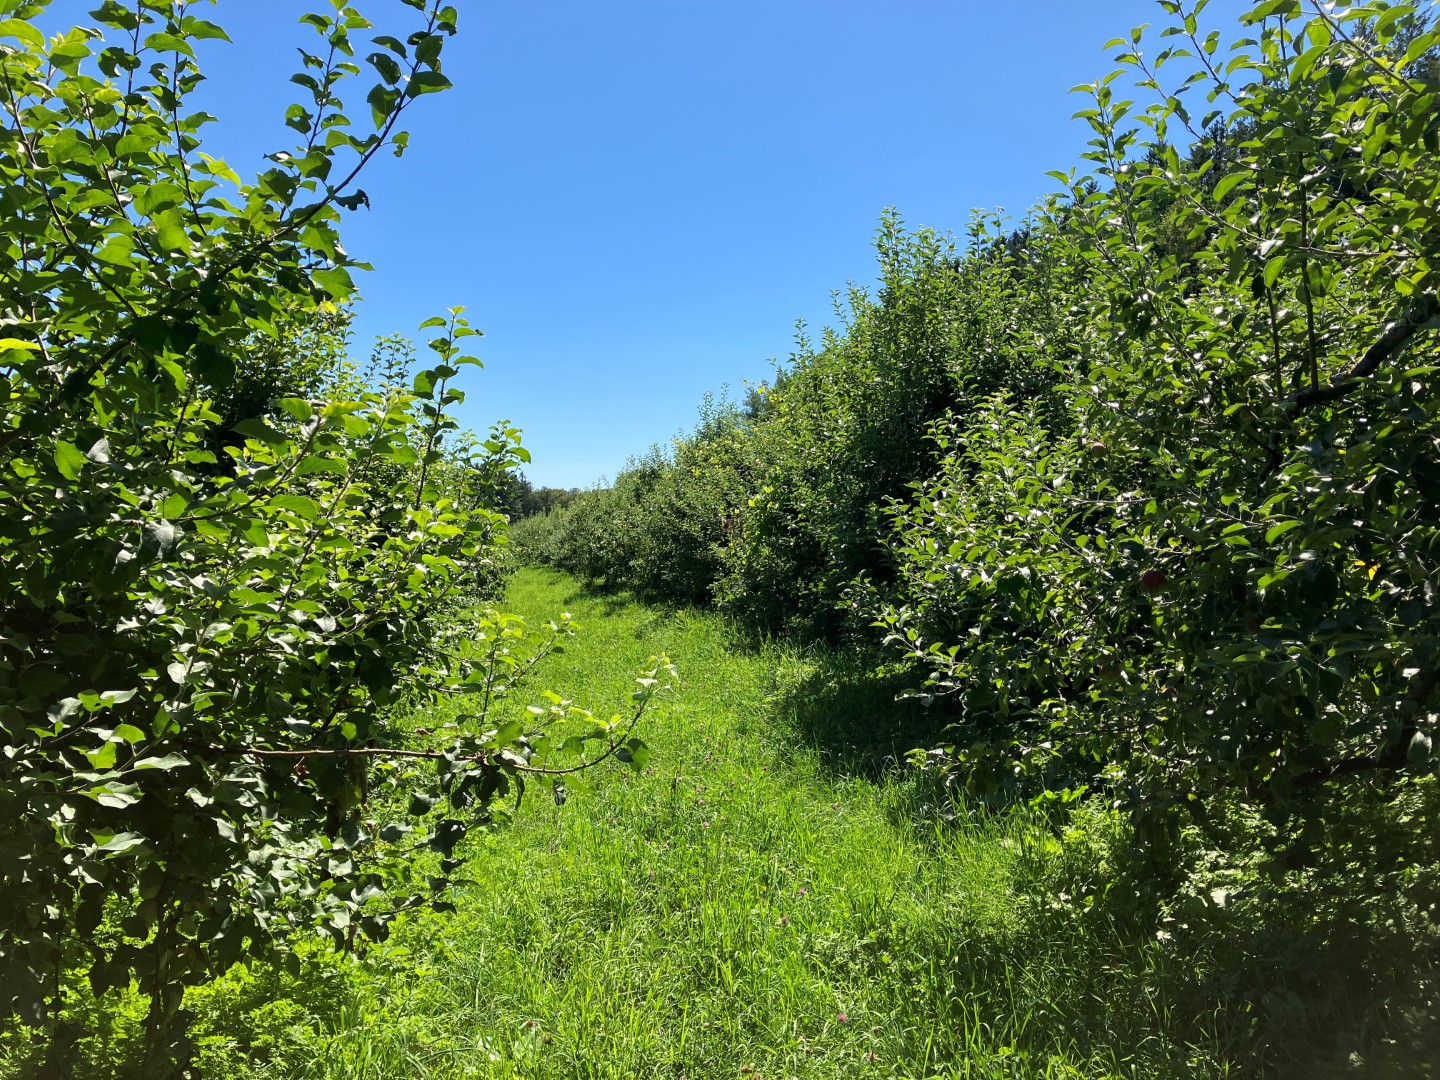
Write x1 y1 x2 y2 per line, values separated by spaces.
270 569 1223 1080
13 569 1409 1077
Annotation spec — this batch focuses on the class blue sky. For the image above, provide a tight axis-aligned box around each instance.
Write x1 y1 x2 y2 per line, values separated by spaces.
57 0 1251 487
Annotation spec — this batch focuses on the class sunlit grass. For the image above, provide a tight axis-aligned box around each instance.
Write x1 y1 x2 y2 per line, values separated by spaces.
267 568 1236 1080
20 568 1413 1078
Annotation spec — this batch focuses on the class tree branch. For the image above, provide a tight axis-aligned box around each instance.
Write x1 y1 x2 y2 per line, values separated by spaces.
1291 292 1440 409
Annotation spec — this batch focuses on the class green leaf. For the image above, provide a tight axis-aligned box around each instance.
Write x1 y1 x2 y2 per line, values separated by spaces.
0 18 46 48
95 832 148 855
367 83 401 126
1212 171 1247 202
414 33 443 68
271 494 321 520
152 209 190 252
1248 0 1299 17
311 266 355 300
135 182 186 216
1263 253 1286 289
233 418 290 445
367 51 402 84
85 742 118 769
406 70 452 97
1291 43 1327 82
491 720 523 746
186 18 231 42
94 235 137 266
55 440 87 480
144 520 180 558
1265 520 1302 544
86 785 141 809
133 753 190 771
277 397 315 422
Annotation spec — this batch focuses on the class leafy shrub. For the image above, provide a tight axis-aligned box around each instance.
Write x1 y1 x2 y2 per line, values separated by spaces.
518 395 760 605
509 503 578 567
867 395 1138 804
529 215 1071 636
0 5 670 1075
714 212 1069 637
879 0 1440 873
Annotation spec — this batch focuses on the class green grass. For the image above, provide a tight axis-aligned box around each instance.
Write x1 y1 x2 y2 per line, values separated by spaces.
36 568 1434 1079
217 568 1238 1080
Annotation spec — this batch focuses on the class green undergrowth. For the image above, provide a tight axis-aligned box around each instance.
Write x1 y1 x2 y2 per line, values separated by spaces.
41 568 1436 1079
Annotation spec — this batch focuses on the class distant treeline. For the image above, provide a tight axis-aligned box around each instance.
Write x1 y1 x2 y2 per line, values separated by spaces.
498 473 583 521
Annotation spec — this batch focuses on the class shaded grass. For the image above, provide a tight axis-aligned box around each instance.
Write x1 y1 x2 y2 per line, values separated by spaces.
761 645 949 779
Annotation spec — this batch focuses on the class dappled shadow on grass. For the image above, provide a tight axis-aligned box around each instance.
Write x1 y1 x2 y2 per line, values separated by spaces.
510 565 637 619
515 565 690 622
517 566 948 778
500 568 1440 1079
763 646 952 779
0 945 357 1080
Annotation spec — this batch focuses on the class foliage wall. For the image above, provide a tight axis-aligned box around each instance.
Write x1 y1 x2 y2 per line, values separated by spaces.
0 3 668 1075
527 0 1440 997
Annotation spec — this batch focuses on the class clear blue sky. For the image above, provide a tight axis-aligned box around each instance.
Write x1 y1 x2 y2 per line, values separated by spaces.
55 0 1250 488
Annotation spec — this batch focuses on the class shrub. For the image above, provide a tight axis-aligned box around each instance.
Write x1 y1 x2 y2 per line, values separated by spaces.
878 1 1440 876
0 6 669 1075
519 396 760 606
715 212 1071 637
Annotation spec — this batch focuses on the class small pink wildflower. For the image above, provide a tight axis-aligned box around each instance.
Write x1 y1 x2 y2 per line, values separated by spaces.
701 820 710 828
798 886 807 896
837 1011 848 1023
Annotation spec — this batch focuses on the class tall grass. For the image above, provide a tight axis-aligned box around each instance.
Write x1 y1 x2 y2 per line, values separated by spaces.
33 569 1433 1078
265 569 1241 1079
